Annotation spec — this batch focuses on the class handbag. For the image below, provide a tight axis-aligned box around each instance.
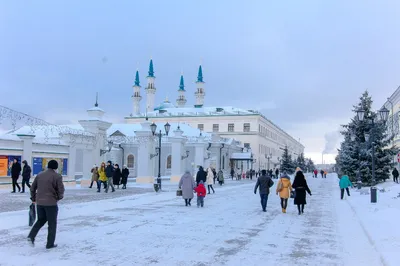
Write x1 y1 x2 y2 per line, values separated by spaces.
29 203 36 226
176 189 182 197
290 190 296 199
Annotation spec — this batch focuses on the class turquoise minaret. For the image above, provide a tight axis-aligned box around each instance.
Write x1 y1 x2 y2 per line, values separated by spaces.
194 65 205 108
176 74 187 107
145 59 156 113
132 70 142 115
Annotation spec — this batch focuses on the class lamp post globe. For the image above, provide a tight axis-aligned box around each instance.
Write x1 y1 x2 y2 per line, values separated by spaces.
356 108 365 121
379 106 389 122
164 122 171 135
150 122 157 135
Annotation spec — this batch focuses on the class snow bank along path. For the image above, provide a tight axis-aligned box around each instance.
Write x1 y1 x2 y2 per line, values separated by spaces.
0 174 389 265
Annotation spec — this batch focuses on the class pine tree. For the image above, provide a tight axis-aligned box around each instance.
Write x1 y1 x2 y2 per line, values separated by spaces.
336 91 398 184
281 146 295 174
305 158 315 173
296 153 307 171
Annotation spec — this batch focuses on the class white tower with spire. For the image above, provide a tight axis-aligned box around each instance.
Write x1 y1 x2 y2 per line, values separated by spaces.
176 74 187 108
145 59 156 113
194 65 205 108
132 70 142 115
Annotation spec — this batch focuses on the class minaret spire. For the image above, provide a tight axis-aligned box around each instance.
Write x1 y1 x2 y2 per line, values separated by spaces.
145 59 156 112
176 74 187 107
95 92 99 107
132 70 142 116
194 65 205 108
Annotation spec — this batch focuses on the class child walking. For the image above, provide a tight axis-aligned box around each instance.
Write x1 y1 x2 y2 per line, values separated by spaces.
194 180 206 207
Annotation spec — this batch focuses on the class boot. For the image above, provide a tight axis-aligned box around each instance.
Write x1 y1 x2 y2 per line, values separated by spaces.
185 199 188 206
283 209 286 213
282 208 285 213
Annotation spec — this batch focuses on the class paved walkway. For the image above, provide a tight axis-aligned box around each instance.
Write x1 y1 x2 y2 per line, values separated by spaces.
0 175 388 265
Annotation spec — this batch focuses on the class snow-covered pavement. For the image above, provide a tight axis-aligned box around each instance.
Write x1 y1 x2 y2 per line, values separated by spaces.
0 175 395 265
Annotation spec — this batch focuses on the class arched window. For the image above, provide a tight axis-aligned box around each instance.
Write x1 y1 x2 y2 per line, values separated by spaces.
127 154 135 168
166 155 172 169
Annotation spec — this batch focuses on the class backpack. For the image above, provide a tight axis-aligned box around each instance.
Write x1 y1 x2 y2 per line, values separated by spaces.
277 181 283 192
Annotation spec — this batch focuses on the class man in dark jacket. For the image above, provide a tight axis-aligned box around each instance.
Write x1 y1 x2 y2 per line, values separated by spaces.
105 161 115 193
28 160 65 249
196 166 207 186
21 160 32 193
254 169 274 212
10 158 22 193
392 168 399 183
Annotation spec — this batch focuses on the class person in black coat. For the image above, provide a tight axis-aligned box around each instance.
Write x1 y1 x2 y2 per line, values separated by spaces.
392 168 399 183
113 164 122 189
10 158 22 193
196 166 207 186
21 160 32 193
292 171 312 215
105 161 115 193
121 165 129 189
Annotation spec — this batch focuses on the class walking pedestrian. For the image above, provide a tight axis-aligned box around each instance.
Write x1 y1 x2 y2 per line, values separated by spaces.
206 167 215 194
320 169 324 178
196 166 207 186
194 180 206 207
275 168 279 179
292 171 312 215
21 160 32 193
27 160 65 249
313 169 318 178
276 172 292 213
105 161 115 193
339 175 353 199
10 158 21 193
392 168 399 183
98 162 107 192
230 168 235 180
179 170 195 206
217 169 224 186
89 165 99 189
113 164 122 189
212 168 217 184
121 165 129 189
254 169 274 212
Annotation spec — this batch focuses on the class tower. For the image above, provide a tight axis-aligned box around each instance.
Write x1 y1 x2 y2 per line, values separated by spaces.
145 59 156 113
132 70 142 115
176 74 187 107
194 65 205 108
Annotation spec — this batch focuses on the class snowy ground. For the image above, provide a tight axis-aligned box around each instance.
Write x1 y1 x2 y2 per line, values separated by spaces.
0 174 398 265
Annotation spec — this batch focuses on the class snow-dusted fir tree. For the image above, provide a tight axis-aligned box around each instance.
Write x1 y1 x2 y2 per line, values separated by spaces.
296 153 307 171
336 91 397 184
281 146 295 174
305 158 316 173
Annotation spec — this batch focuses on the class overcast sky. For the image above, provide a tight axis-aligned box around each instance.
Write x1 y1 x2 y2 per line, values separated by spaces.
1 0 400 164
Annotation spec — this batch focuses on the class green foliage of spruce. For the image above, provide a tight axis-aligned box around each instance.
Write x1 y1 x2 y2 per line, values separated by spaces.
280 146 295 174
336 91 398 184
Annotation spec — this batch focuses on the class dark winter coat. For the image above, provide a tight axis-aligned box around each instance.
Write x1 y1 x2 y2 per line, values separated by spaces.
254 175 274 195
30 169 65 206
292 176 311 205
196 168 207 185
105 165 114 178
121 168 129 185
113 168 122 185
11 162 22 179
392 168 399 178
22 164 32 179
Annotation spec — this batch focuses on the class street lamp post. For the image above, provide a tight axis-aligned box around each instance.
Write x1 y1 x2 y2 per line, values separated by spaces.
150 122 171 191
265 152 272 171
356 106 389 202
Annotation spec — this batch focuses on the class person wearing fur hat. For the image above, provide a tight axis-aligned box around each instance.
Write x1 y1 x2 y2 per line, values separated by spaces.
89 165 99 189
121 165 129 189
28 159 65 249
276 171 292 213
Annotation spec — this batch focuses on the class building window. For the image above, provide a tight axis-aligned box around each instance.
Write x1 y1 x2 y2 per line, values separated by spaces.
127 154 135 168
198 124 204 131
244 143 250 149
228 123 234 132
213 124 219 132
166 155 172 169
244 123 250 132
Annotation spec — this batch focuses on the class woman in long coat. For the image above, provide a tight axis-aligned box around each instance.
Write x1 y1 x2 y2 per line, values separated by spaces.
292 171 312 215
179 170 195 206
206 167 215 194
276 172 292 213
121 165 129 189
113 164 122 189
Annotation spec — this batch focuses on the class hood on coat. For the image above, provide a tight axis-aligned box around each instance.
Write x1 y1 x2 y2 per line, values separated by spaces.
182 172 192 179
281 174 290 180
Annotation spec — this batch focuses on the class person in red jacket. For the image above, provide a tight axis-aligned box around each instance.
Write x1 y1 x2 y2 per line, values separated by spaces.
194 180 206 208
313 169 318 178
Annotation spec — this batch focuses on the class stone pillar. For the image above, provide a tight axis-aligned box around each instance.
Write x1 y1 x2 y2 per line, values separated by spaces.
68 145 77 180
17 134 35 165
170 127 186 183
193 142 206 169
135 121 156 183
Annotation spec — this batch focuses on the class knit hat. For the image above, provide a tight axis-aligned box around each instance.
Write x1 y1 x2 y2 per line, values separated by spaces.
48 160 58 170
22 160 27 164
